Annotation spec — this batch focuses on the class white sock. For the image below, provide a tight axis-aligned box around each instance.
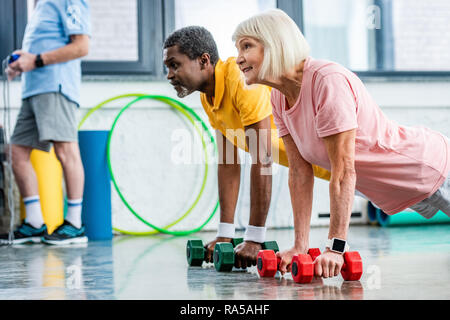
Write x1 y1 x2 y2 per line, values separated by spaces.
24 195 45 229
66 198 83 229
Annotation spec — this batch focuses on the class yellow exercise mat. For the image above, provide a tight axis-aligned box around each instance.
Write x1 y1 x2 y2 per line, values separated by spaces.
20 148 64 234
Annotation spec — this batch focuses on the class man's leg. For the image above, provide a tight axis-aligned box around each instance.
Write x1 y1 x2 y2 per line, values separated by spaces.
0 95 51 244
53 141 85 228
31 93 87 245
11 144 38 197
41 140 87 245
0 101 49 244
11 144 46 229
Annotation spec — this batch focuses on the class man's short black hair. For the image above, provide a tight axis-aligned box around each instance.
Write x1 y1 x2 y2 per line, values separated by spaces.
163 26 220 65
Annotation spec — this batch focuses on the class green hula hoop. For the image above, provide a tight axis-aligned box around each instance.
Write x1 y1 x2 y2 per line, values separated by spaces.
78 93 218 235
78 93 146 130
106 95 219 236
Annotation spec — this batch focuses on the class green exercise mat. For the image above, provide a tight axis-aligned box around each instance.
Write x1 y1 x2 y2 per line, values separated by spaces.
376 207 450 227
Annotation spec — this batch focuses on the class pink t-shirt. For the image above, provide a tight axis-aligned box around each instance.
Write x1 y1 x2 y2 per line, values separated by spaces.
271 57 450 214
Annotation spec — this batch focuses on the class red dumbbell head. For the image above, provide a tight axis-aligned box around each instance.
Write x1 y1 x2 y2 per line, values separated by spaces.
308 248 321 261
257 250 278 278
291 254 314 284
341 251 363 281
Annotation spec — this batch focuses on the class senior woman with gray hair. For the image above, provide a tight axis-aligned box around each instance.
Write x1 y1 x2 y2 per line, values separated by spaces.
232 9 450 279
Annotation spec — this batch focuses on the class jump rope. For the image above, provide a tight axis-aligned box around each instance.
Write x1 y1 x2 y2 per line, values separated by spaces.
1 54 20 244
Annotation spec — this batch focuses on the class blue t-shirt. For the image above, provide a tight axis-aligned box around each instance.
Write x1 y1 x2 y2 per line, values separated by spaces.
21 0 90 105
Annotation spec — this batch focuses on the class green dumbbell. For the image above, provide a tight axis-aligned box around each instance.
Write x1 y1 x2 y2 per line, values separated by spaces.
262 241 279 252
186 239 206 266
186 238 246 267
213 240 279 272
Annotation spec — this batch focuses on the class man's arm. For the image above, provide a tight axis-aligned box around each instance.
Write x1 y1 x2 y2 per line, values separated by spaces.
230 116 273 269
41 34 90 65
314 129 357 278
277 133 315 274
7 34 89 77
244 116 273 227
217 129 241 224
204 130 241 263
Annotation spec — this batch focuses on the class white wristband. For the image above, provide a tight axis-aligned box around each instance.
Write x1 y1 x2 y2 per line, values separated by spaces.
216 222 235 239
244 225 266 243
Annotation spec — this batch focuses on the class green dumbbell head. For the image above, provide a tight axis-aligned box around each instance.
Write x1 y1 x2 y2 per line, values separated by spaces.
186 240 205 266
262 241 279 253
214 242 235 272
232 238 243 247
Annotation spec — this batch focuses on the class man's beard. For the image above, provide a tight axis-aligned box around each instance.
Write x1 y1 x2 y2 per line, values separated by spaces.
175 85 194 98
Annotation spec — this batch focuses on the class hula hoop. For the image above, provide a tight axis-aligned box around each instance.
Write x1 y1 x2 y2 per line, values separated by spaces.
106 95 219 236
78 93 146 130
78 93 219 235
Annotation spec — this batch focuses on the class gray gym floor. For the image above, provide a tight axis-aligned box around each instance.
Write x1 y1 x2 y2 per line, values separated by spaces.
0 224 448 300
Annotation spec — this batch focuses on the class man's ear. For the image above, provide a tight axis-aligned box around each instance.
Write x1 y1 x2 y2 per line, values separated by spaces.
199 53 211 69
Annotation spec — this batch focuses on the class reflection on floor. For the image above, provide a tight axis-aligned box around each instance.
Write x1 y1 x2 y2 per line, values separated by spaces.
0 224 449 300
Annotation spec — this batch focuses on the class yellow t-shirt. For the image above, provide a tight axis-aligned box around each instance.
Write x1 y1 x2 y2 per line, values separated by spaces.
200 57 330 181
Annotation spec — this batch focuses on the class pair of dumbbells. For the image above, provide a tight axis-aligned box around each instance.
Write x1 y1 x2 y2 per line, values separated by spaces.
186 238 280 272
257 248 363 283
186 238 244 269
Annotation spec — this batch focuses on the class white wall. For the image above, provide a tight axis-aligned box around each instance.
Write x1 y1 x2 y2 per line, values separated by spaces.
2 79 450 233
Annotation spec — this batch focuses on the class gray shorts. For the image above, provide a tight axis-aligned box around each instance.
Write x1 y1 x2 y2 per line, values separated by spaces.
356 173 450 219
11 92 78 152
410 173 450 219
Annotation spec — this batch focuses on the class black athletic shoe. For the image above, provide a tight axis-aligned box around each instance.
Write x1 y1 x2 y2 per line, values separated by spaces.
0 222 47 245
41 220 88 245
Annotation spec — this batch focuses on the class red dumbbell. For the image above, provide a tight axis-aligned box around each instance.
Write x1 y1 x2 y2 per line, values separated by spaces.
340 251 363 281
291 248 321 283
257 248 321 284
256 250 279 278
311 250 363 281
258 248 363 282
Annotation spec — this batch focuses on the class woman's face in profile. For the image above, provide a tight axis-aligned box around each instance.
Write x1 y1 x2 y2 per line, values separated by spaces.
235 37 265 85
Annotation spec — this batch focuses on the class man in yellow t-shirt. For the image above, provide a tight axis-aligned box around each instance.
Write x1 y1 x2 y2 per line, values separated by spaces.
163 26 330 268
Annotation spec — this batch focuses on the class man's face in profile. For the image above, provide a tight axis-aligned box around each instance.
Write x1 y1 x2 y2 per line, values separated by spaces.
163 45 205 98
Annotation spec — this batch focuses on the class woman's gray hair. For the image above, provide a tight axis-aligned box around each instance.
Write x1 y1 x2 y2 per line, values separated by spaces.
164 26 220 65
232 9 310 80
